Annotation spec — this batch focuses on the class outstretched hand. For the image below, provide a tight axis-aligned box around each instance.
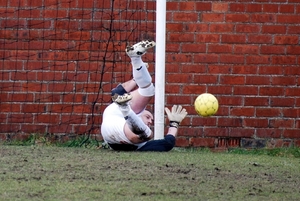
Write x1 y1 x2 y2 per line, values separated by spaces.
164 105 188 124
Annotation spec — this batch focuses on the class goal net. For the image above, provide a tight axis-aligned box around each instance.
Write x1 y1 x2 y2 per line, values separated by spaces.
0 0 156 143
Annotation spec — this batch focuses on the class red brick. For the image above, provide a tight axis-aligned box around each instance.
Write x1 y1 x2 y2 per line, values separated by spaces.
22 83 47 92
230 3 245 12
232 65 258 74
246 76 271 85
48 124 72 134
244 118 268 128
248 34 272 44
204 127 230 137
48 83 73 92
17 9 41 18
222 34 246 44
244 97 269 106
181 44 206 53
256 128 281 138
269 119 294 128
272 56 297 65
167 54 192 63
27 20 52 29
220 54 244 64
166 2 178 10
192 116 217 126
208 44 232 53
287 46 300 55
44 0 60 7
234 45 259 54
246 55 270 65
279 5 295 13
283 129 299 138
272 76 296 86
251 14 276 23
196 34 220 43
236 24 260 33
202 13 224 22
233 86 258 95
259 87 285 96
195 2 212 11
194 54 219 63
173 13 198 22
229 128 254 138
274 36 299 45
218 96 243 106
230 107 255 117
210 24 234 33
182 85 206 95
282 108 299 118
182 64 206 73
287 26 300 34
36 114 60 124
0 103 21 112
167 23 183 32
220 75 245 85
270 97 295 107
277 15 300 24
175 137 190 147
261 45 285 55
208 65 231 74
246 4 262 12
167 74 193 83
194 75 218 84
179 2 196 11
297 5 300 13
190 137 215 147
225 14 250 22
262 25 286 34
22 104 46 113
9 93 34 102
183 23 209 32
286 88 300 96
259 66 284 75
263 4 279 13
207 86 232 95
212 3 228 12
169 33 195 42
284 66 300 75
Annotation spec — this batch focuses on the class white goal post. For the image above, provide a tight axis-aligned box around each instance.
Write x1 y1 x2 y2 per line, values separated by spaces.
154 0 166 140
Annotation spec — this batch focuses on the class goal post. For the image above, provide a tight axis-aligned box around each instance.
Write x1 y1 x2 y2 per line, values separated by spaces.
154 0 166 140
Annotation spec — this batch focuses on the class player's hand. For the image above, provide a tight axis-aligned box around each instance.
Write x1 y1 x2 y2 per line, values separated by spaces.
165 105 188 124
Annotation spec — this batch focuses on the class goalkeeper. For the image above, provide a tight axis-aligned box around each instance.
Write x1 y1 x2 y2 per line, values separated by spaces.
101 40 188 151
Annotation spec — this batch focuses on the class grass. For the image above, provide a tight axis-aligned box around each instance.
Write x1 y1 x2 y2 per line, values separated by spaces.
0 139 300 201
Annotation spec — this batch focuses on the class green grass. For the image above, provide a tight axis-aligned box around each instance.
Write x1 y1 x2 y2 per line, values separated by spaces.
0 144 300 201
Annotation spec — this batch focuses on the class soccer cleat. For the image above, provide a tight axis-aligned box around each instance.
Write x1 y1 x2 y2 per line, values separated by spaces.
112 93 132 105
126 40 156 57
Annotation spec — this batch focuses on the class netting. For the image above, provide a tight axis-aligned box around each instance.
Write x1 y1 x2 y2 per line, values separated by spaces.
0 0 156 142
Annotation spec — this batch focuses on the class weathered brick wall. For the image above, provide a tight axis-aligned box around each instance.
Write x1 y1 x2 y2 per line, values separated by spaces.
0 0 299 149
167 0 300 149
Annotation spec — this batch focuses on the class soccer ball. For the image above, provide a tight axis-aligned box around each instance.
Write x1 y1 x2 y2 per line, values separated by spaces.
194 93 219 117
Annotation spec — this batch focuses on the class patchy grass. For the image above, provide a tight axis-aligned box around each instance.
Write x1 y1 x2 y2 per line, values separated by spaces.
0 145 299 201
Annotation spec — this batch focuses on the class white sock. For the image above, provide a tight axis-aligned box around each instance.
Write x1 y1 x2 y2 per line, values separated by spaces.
130 57 144 69
130 57 152 88
117 103 131 117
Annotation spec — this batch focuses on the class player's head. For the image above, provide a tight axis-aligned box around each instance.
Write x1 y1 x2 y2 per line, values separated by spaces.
140 110 153 127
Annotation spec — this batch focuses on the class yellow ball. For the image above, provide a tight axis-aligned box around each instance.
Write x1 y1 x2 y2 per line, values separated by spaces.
194 93 219 117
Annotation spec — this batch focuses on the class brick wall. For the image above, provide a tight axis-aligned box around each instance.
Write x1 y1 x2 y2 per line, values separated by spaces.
0 0 299 149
